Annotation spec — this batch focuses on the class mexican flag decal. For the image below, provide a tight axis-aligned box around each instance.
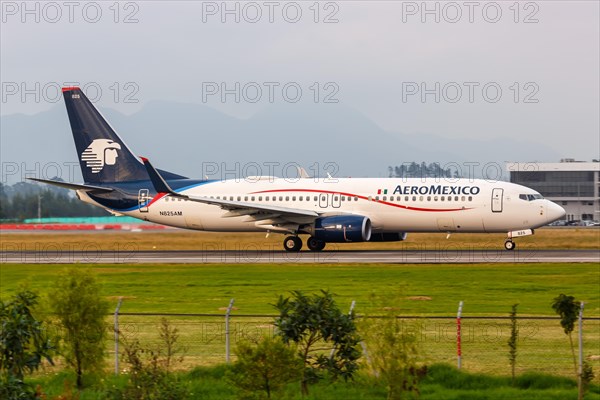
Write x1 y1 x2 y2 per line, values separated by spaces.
377 189 388 195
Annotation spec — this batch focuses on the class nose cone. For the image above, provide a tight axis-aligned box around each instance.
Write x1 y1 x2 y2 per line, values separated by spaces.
547 201 566 223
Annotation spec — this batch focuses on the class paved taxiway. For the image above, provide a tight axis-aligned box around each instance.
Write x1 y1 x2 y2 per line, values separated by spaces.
1 249 598 264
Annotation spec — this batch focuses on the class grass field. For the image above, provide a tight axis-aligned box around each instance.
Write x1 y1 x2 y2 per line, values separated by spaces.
2 229 599 383
2 262 599 380
1 227 599 251
29 364 600 400
1 263 599 315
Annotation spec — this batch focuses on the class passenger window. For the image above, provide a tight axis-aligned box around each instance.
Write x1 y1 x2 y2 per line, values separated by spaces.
251 196 255 201
292 196 296 201
354 196 358 201
468 196 472 201
382 196 386 201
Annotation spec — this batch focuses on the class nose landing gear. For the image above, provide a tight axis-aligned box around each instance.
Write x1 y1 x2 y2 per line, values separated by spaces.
504 229 534 250
504 240 516 251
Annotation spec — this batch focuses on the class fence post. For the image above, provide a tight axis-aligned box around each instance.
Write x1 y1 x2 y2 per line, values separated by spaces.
114 297 123 375
578 302 585 399
225 298 235 363
457 301 464 370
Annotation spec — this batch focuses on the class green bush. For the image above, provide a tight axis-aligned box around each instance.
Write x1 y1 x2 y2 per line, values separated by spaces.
227 336 301 399
274 290 361 395
107 318 188 400
1 290 54 400
48 269 109 389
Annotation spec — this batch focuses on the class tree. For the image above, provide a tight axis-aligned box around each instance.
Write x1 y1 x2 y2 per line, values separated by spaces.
551 294 580 375
274 290 361 395
359 296 425 400
0 290 54 399
551 293 582 399
228 336 301 399
49 269 109 389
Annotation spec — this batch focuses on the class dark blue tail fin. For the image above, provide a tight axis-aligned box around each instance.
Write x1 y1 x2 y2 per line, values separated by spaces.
62 86 148 184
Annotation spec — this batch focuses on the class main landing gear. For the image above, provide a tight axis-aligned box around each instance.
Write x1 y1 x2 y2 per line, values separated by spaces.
307 236 326 251
283 236 302 252
283 236 326 252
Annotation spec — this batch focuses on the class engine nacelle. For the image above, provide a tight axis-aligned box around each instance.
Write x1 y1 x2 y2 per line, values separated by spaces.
312 215 372 242
369 232 408 242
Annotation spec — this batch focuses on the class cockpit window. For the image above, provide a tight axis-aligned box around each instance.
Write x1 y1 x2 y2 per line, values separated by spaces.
519 193 544 201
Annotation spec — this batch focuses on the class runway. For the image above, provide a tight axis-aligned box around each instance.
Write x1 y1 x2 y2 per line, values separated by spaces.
1 249 598 264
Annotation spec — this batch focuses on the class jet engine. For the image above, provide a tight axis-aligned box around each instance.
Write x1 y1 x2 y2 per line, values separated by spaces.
311 215 372 242
369 232 408 242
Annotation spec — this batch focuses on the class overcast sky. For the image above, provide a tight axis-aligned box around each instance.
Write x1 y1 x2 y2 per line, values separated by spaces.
1 1 599 161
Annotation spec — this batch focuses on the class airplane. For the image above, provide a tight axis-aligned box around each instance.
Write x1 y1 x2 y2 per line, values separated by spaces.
30 86 566 252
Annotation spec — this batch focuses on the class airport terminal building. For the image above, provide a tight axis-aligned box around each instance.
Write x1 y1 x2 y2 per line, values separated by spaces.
507 160 600 222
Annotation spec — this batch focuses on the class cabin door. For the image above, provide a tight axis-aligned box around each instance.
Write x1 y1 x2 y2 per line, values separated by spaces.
491 188 503 213
138 189 150 213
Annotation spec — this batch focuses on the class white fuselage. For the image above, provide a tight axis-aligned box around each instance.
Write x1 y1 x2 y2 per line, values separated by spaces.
81 177 565 235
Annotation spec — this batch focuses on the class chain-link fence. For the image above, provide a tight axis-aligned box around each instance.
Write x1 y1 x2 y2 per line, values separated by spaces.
107 312 600 383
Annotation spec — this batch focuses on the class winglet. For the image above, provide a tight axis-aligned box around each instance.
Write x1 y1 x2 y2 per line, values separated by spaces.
140 157 176 194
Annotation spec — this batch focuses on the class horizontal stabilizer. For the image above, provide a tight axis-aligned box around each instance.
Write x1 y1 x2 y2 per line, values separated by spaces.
28 178 114 193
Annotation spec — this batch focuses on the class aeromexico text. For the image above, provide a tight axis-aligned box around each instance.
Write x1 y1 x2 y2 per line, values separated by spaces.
392 185 481 196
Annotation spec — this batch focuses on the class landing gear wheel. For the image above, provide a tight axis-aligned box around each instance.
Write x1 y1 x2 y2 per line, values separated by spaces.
283 236 302 252
307 236 326 251
504 240 516 251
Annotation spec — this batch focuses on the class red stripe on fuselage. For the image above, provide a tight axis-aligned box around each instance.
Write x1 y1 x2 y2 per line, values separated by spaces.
146 192 168 208
250 188 470 212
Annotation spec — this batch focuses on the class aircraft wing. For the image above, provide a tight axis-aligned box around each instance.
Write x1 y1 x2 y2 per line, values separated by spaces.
27 178 114 193
140 157 320 229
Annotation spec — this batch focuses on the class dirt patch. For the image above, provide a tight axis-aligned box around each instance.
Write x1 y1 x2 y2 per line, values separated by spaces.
407 296 432 301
